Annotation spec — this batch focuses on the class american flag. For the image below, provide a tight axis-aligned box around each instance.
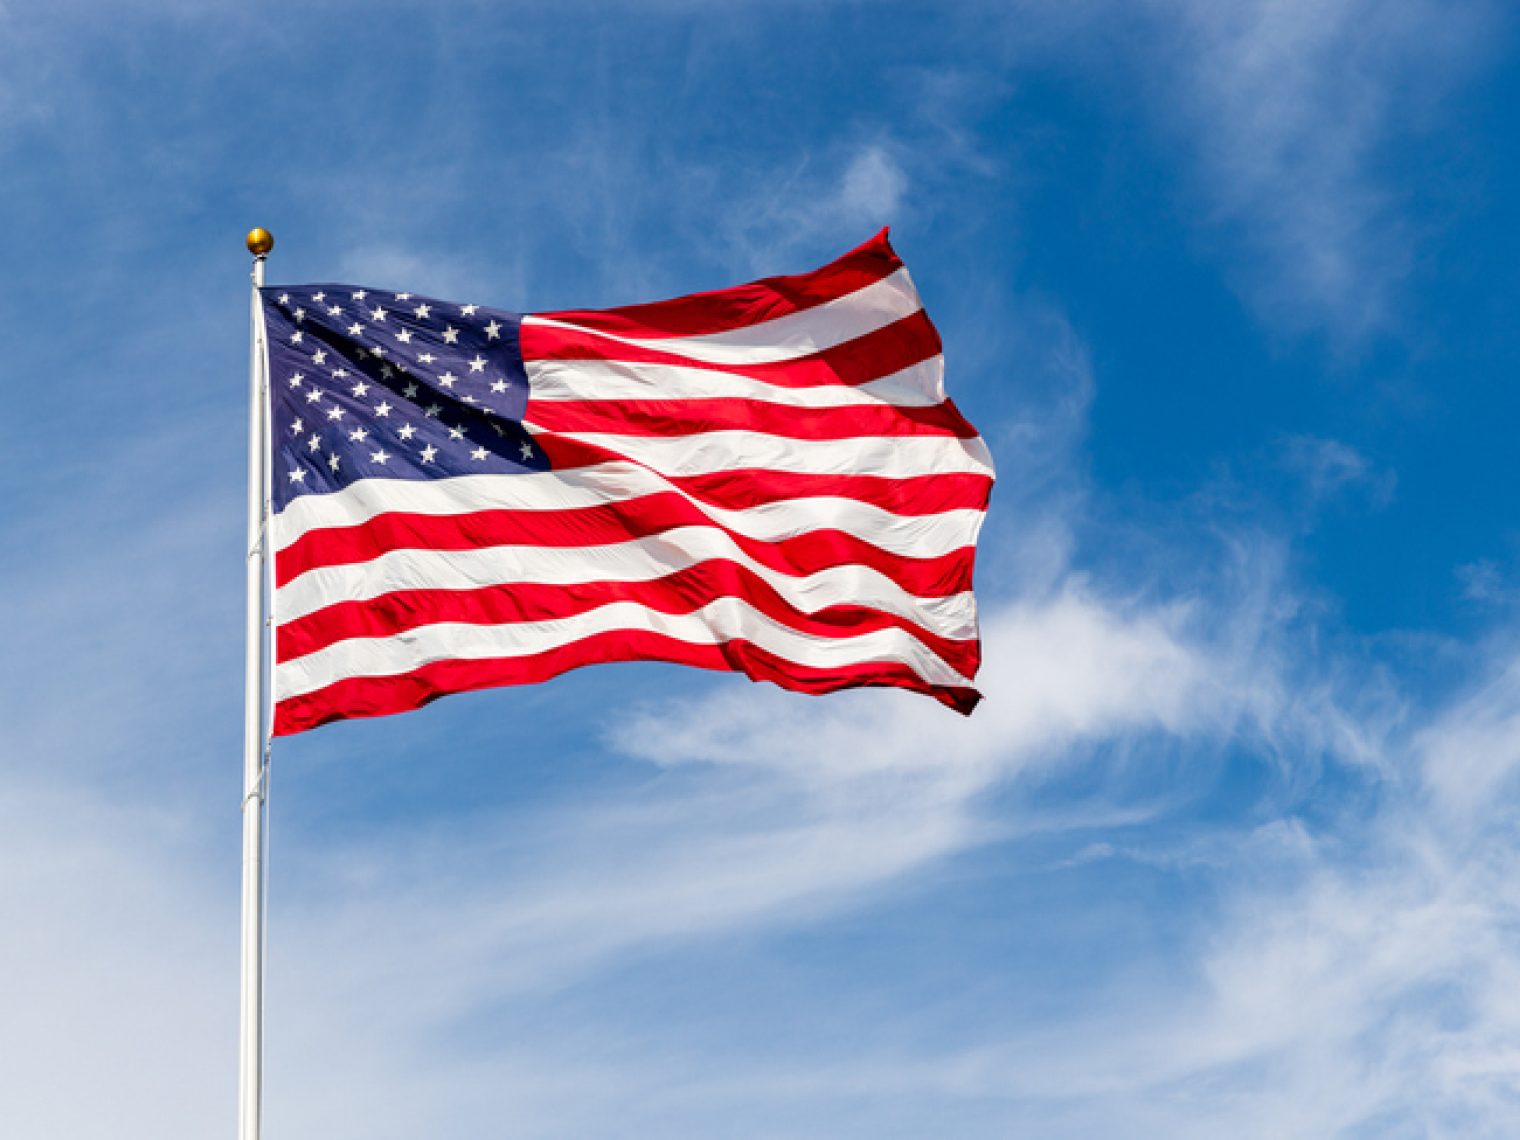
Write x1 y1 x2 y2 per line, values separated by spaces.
262 231 994 736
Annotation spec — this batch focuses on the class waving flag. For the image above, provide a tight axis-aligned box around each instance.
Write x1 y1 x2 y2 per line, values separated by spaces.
260 231 994 735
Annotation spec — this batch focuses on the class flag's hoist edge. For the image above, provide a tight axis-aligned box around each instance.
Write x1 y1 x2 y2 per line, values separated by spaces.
261 231 995 735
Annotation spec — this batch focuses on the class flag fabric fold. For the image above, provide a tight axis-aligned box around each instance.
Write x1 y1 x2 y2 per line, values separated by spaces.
260 231 995 735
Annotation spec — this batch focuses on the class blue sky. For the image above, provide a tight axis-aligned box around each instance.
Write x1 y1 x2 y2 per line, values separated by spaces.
3 1 1519 1135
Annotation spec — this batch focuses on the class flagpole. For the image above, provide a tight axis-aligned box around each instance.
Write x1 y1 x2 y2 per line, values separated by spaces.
240 226 275 1140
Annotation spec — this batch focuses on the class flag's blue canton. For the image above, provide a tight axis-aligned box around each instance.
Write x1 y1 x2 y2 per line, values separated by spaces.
260 286 546 510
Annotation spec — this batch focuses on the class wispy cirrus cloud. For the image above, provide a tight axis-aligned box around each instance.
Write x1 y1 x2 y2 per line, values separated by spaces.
1140 0 1498 340
1279 434 1396 511
716 143 911 271
978 0 1496 341
858 649 1520 1139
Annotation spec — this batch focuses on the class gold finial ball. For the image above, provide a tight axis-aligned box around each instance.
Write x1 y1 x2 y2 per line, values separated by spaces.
245 227 275 256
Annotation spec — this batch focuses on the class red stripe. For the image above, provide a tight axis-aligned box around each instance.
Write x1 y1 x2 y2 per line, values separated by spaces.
276 492 976 596
276 562 981 673
524 396 979 441
273 629 981 736
530 230 901 340
522 311 942 391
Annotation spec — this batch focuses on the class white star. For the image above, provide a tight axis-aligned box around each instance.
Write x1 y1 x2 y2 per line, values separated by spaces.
396 292 412 301
442 326 460 345
519 441 534 460
448 424 465 441
462 395 478 405
370 448 391 464
374 401 392 418
313 349 328 365
348 322 364 337
419 444 438 463
352 289 367 301
288 372 305 388
396 329 413 344
290 330 303 345
424 404 441 418
313 291 326 302
468 355 486 373
370 306 386 322
418 353 435 364
326 406 345 421
439 371 458 388
294 308 306 323
291 418 304 435
484 320 502 340
461 303 479 316
328 453 341 472
381 364 395 378
348 427 368 442
278 293 290 306
490 379 508 393
471 446 489 461
370 345 386 358
398 423 417 440
403 382 419 397
288 468 306 483
308 434 322 453
332 368 349 379
305 389 323 404
327 305 342 317
413 303 431 320
351 381 369 397
491 422 505 436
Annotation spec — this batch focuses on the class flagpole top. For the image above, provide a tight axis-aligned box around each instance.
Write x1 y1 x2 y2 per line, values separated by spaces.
245 228 275 257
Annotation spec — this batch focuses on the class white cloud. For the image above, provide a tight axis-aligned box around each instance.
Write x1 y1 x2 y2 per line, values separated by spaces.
1416 657 1520 820
1279 434 1396 509
1140 0 1495 339
623 590 1208 780
0 776 233 1138
705 642 1520 1138
714 142 914 273
1458 559 1507 605
834 145 909 223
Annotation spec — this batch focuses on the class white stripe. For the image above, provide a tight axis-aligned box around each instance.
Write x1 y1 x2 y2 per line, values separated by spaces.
273 471 981 563
521 429 995 481
275 469 651 541
523 268 922 366
274 595 974 702
275 525 979 637
275 445 992 551
525 354 946 407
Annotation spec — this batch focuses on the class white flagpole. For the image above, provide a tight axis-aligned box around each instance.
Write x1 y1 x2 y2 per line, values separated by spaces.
240 227 275 1140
